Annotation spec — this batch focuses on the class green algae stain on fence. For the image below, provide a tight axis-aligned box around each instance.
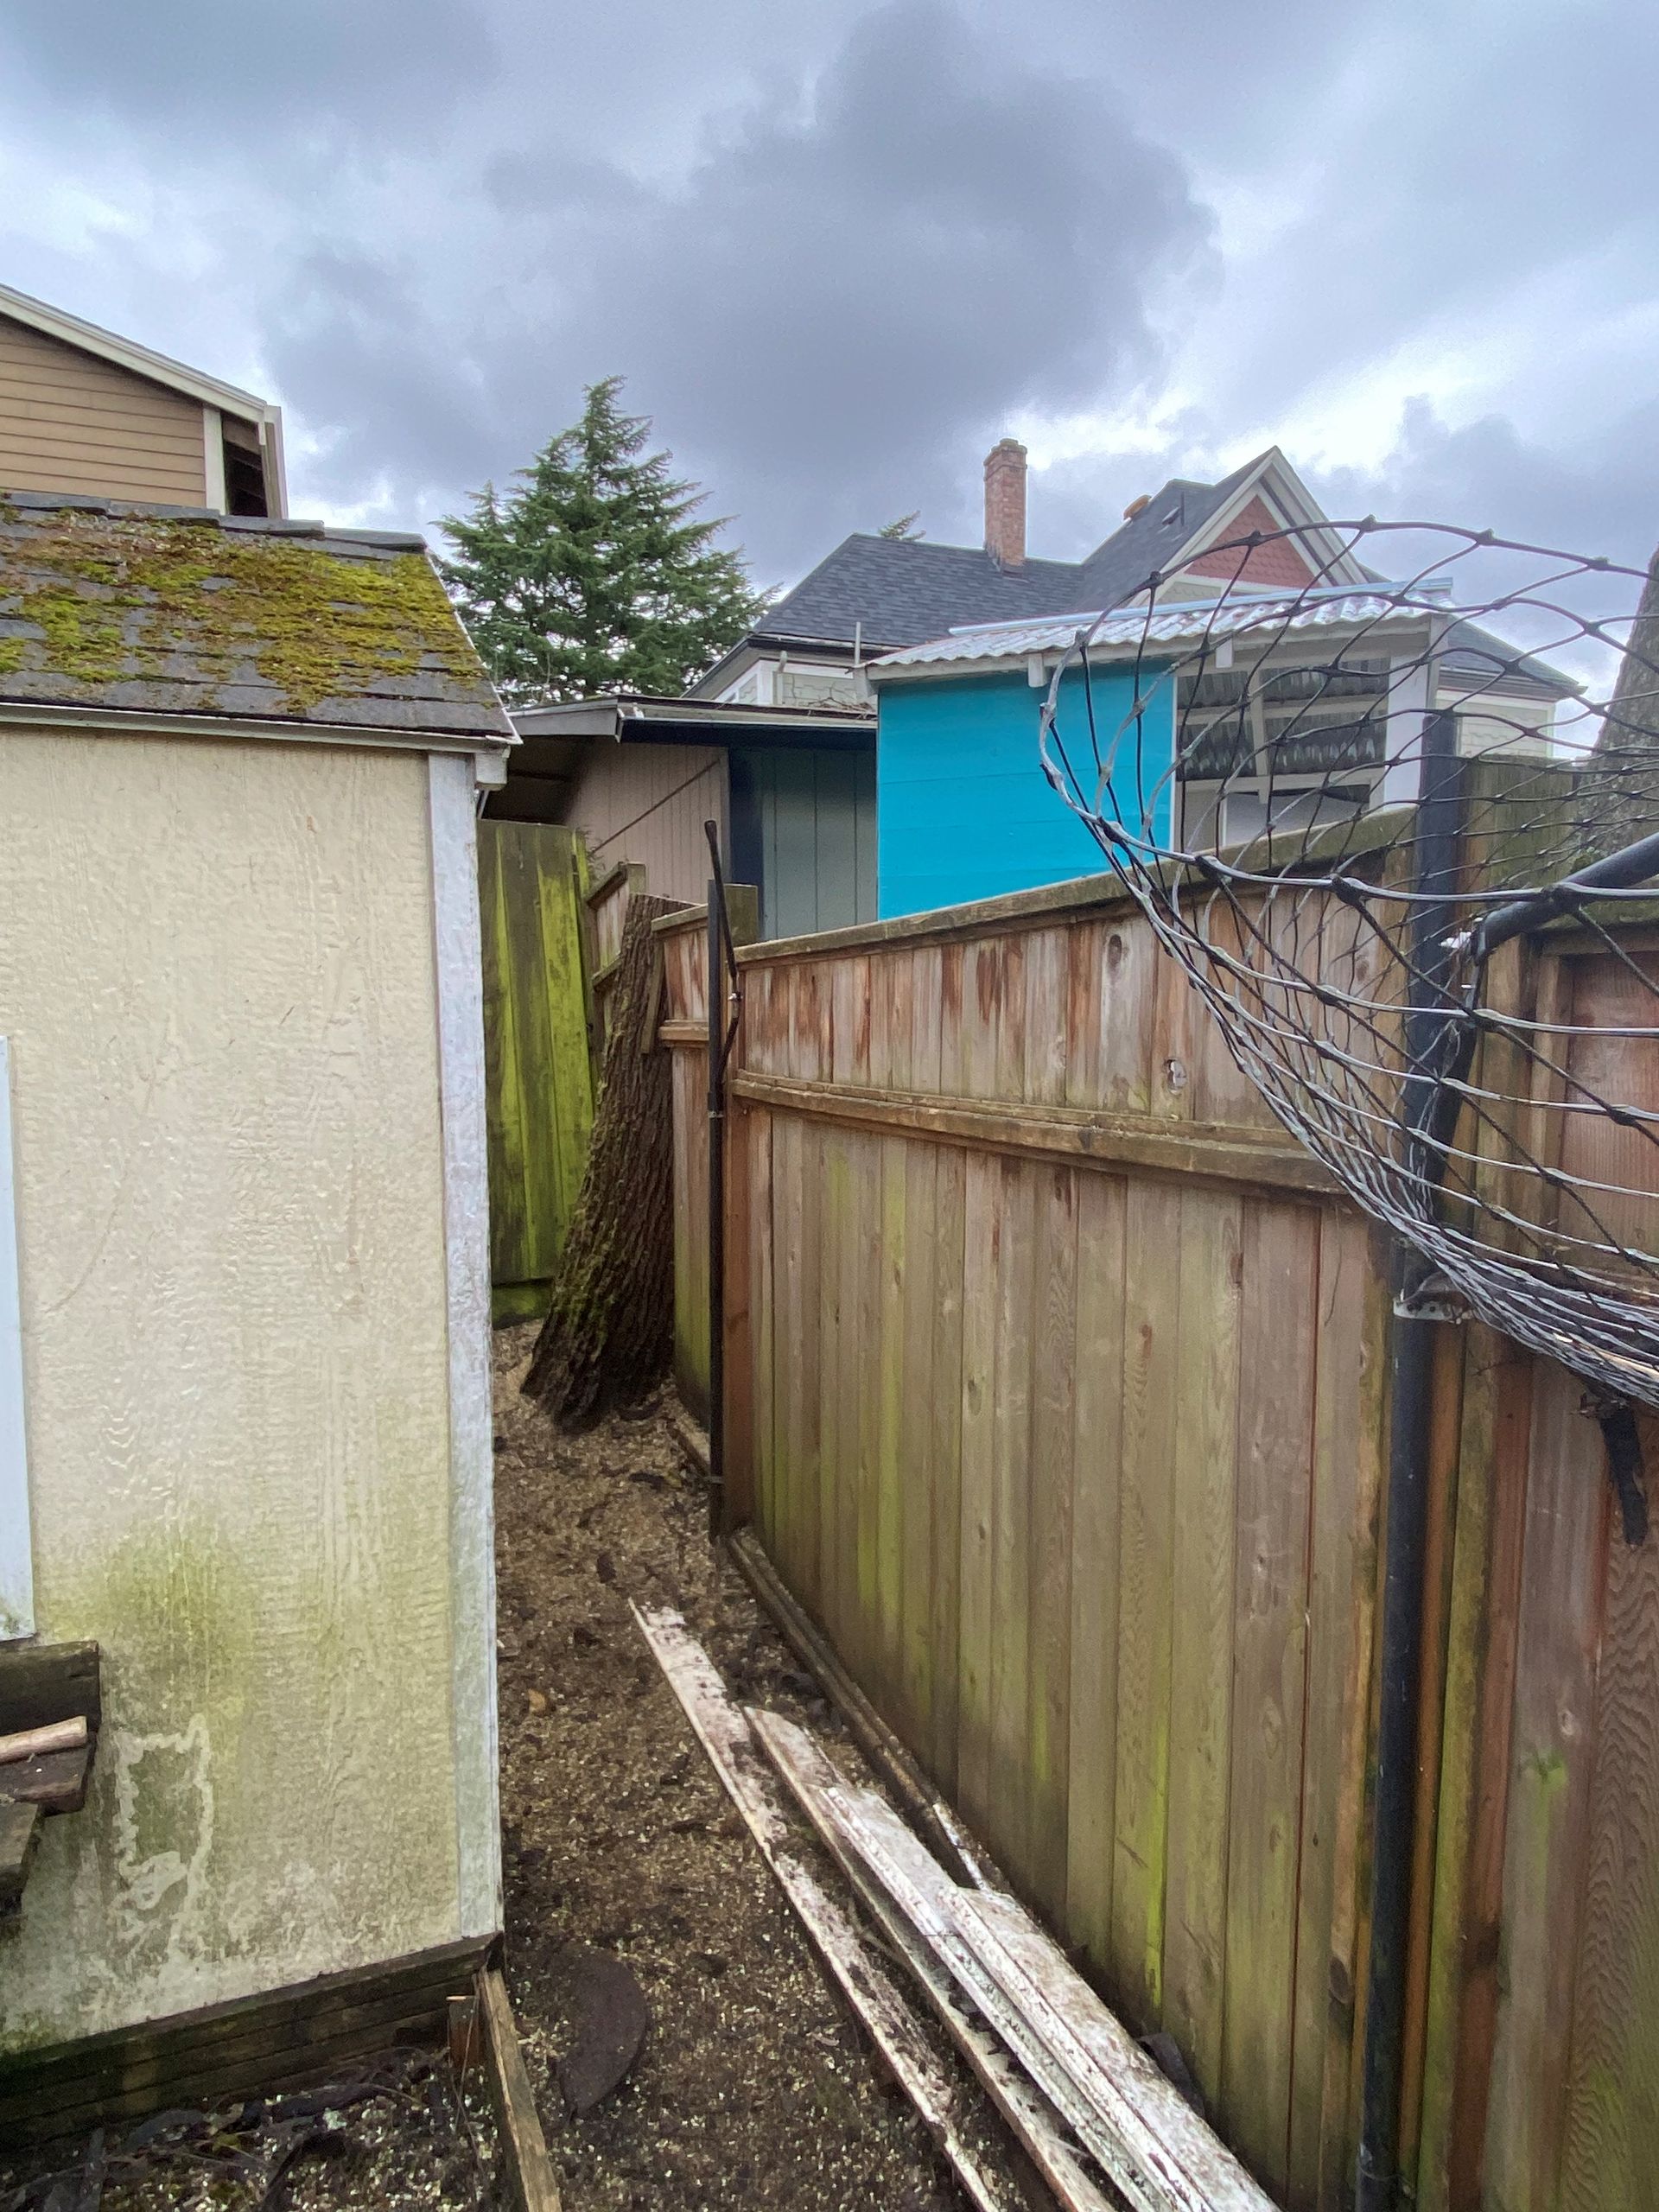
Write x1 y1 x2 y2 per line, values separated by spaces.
479 821 595 1317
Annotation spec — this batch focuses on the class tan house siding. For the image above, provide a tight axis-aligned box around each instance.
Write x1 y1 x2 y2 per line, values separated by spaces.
567 741 729 905
0 313 208 505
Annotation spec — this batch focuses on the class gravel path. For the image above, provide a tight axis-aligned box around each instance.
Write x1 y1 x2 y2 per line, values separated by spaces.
491 1322 982 2212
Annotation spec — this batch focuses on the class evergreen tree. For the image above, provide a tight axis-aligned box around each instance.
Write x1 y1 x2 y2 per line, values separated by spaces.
439 378 765 702
879 511 925 541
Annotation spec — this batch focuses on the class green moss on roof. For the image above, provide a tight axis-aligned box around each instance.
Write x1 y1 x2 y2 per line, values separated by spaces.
0 499 511 737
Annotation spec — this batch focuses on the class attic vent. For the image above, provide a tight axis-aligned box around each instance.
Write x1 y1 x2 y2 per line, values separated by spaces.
1162 498 1185 526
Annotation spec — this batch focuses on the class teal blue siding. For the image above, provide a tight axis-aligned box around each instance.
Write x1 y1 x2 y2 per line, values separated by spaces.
876 664 1174 919
729 742 878 940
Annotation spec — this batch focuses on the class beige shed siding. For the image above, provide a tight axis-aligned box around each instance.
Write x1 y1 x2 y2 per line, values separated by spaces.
0 725 465 2052
567 740 729 905
0 314 208 505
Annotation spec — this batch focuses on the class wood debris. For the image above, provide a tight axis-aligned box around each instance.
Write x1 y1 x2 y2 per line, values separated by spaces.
631 1603 1023 2212
752 1709 1274 2212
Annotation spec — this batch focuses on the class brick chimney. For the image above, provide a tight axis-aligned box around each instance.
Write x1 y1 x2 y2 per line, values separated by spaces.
983 438 1027 569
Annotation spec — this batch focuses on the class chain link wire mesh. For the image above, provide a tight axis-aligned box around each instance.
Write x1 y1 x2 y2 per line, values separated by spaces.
1036 519 1659 1431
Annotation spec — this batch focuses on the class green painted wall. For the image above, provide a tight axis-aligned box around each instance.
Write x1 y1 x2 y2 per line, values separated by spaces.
728 742 877 941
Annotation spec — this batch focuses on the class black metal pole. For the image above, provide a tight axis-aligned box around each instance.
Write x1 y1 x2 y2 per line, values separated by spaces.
705 880 726 1535
1357 712 1463 2212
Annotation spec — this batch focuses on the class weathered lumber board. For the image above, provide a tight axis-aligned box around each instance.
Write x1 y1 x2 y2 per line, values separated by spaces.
0 1798 41 1919
629 1605 1020 2212
0 1639 99 1736
0 1935 491 2145
751 1707 1116 2212
732 1072 1336 1196
476 1964 562 2212
760 1712 1274 2212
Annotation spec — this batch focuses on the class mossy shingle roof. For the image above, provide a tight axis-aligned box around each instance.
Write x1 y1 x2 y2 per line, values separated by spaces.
0 493 511 740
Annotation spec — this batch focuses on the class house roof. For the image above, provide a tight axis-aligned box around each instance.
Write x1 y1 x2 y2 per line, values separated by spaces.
734 448 1367 669
0 281 277 424
0 493 512 741
868 587 1435 677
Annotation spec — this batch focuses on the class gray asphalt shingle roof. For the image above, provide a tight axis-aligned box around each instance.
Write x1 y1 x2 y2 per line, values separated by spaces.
759 455 1263 651
0 493 512 739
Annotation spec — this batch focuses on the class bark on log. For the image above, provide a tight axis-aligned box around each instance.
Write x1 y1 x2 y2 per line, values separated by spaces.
524 893 682 1423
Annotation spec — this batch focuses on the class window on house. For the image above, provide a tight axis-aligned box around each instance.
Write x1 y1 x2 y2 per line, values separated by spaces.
222 419 270 517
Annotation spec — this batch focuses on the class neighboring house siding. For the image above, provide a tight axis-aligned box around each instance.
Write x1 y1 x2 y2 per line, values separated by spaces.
1185 493 1313 588
0 314 208 505
876 667 1173 918
728 743 877 940
565 740 729 906
0 725 464 2048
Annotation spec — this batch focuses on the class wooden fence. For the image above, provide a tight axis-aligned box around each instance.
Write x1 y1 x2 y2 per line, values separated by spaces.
478 820 594 1319
657 874 1659 2211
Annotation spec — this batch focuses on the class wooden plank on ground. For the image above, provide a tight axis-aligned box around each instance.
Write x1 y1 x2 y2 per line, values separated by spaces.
767 1718 1274 2212
630 1609 1020 2212
752 1708 1116 2212
477 1964 563 2212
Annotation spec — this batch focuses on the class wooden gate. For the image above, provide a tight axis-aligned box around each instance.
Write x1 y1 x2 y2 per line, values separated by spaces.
478 820 594 1319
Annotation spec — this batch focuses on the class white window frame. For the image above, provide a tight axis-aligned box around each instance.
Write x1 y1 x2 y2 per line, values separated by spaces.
0 1039 35 1639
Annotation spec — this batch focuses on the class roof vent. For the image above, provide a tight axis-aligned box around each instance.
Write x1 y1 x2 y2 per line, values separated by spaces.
1123 494 1151 520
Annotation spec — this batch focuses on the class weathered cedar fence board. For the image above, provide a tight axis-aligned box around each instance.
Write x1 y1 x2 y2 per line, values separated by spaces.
587 860 647 1056
478 820 595 1319
658 873 1659 2212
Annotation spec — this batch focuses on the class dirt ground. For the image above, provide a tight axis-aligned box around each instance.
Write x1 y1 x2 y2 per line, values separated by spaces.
490 1322 980 2212
3 1326 1007 2209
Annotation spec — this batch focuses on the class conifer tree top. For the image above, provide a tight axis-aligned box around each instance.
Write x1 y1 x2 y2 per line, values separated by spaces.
439 378 764 705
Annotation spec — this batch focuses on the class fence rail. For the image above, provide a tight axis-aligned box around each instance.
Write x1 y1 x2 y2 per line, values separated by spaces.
658 868 1659 2212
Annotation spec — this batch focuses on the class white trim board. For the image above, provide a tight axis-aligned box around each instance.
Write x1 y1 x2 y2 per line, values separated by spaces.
427 753 502 1937
0 1039 35 1639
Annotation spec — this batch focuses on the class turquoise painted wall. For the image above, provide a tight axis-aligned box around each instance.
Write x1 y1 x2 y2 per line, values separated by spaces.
876 663 1174 919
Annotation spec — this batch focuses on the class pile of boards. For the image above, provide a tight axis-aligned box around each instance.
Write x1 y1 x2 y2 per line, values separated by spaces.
633 1605 1274 2212
0 1641 99 1922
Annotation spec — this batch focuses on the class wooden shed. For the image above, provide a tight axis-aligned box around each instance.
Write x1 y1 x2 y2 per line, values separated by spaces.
0 493 513 2134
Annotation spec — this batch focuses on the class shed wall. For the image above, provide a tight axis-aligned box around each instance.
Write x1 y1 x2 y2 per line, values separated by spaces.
0 725 471 2052
728 741 877 940
565 739 728 906
0 315 209 507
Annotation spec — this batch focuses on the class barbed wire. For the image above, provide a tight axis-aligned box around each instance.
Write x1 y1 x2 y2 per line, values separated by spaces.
1035 517 1659 1463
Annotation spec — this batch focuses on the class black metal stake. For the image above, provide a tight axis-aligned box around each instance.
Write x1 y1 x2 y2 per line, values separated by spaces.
1357 711 1463 2212
705 882 725 1535
702 821 743 1540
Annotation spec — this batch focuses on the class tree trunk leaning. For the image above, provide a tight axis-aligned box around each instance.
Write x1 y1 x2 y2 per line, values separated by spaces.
524 893 681 1424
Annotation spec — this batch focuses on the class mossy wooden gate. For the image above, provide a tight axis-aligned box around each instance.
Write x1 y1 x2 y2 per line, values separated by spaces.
657 877 1659 2210
478 821 594 1319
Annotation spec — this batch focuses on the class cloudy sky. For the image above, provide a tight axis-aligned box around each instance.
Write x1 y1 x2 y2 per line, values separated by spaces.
3 0 1655 593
